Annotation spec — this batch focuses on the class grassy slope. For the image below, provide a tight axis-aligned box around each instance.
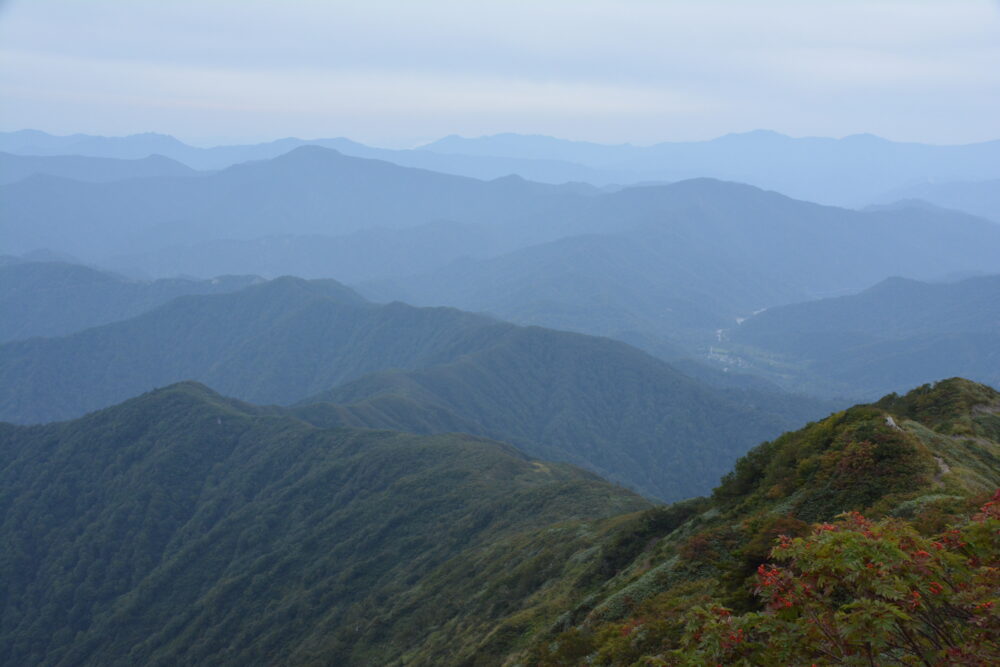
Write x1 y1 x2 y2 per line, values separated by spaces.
392 378 1000 664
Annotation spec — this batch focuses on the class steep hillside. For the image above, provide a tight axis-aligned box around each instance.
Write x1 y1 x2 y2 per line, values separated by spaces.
0 276 829 500
0 277 495 422
3 379 993 665
297 326 830 500
0 382 648 666
399 379 1000 664
724 274 1000 397
0 261 261 342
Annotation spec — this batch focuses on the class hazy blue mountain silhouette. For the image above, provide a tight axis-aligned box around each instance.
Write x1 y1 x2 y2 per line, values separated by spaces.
0 129 629 183
422 131 1000 206
0 151 195 185
726 274 1000 397
0 261 261 342
0 146 595 258
359 180 1000 352
0 276 832 499
103 222 505 282
7 128 1000 205
872 179 1000 223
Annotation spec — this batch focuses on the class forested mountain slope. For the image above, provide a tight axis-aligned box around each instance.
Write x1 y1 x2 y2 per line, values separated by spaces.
297 325 829 500
394 378 1000 664
0 261 261 342
2 379 995 665
0 276 829 500
723 274 1000 397
0 382 648 666
0 277 491 421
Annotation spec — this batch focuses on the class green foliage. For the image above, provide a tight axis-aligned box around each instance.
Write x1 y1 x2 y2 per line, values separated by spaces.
669 499 1000 665
876 377 1000 439
728 275 1000 399
0 382 647 666
3 376 999 665
0 275 829 500
523 379 1000 667
0 260 260 343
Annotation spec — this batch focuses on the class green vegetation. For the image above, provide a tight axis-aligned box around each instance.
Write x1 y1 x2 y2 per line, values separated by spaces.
298 325 829 501
518 378 1000 665
0 276 830 500
727 275 1000 398
0 382 647 666
0 260 261 343
667 504 999 665
2 375 996 665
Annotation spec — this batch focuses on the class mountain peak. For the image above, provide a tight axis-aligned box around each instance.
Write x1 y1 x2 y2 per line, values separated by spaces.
272 144 345 161
716 129 789 142
247 275 367 305
876 377 1000 434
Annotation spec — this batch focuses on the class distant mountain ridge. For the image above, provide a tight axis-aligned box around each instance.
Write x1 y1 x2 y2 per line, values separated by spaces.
0 151 196 185
723 273 1000 397
6 128 1000 206
0 276 833 500
422 130 1000 206
0 128 628 183
0 145 595 259
872 178 1000 223
6 145 1000 381
359 178 1000 352
0 261 262 343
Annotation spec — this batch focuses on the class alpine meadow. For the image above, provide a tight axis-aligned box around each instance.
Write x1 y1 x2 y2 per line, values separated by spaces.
1 1 998 665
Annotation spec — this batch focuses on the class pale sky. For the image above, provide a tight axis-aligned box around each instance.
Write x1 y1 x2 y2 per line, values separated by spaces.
1 0 998 147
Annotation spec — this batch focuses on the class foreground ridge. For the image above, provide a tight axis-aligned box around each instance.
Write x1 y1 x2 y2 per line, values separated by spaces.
0 379 997 665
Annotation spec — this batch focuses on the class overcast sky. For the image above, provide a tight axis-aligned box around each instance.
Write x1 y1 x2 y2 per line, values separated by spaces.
1 0 998 147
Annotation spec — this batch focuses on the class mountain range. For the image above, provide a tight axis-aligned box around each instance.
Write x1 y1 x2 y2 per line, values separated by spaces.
871 178 1000 224
0 274 833 500
0 151 196 185
0 381 648 666
359 183 1000 352
422 130 1000 208
0 260 261 343
5 146 1000 360
0 146 594 259
5 128 999 209
2 376 995 665
722 273 1000 398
